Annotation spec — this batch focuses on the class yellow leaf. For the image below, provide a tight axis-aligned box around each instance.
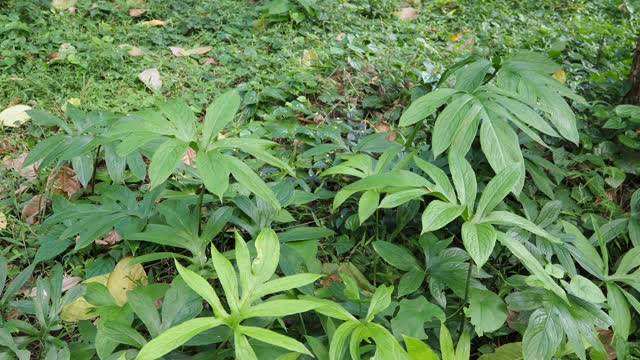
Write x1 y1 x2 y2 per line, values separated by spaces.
552 69 566 84
60 274 109 322
141 19 167 27
0 212 6 230
67 98 81 107
302 49 319 68
51 0 77 10
449 33 462 42
107 257 148 305
0 105 31 127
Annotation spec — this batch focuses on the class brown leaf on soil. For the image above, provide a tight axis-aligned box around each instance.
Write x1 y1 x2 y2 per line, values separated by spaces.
22 195 48 225
138 68 162 91
47 166 81 198
128 8 147 17
2 153 40 180
203 57 218 65
395 7 419 20
181 147 196 166
95 229 123 246
141 19 166 27
596 328 616 360
68 6 77 13
336 32 346 41
169 46 212 57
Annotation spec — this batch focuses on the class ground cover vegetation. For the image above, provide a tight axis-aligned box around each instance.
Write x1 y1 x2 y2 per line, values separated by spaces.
0 0 639 359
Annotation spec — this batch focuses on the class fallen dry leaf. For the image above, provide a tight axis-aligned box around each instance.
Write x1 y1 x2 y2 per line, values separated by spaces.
129 8 147 17
302 48 320 68
395 7 419 20
68 6 77 13
95 229 122 246
203 57 218 65
60 274 109 322
169 46 212 57
22 195 47 225
0 105 32 127
138 68 162 91
107 257 148 305
336 32 346 41
141 19 167 27
128 47 145 57
181 147 196 166
51 0 77 10
450 33 462 42
47 166 81 198
29 276 82 297
0 212 6 230
2 153 40 180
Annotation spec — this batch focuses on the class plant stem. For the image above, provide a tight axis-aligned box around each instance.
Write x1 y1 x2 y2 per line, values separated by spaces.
89 145 101 196
196 184 206 237
458 259 473 336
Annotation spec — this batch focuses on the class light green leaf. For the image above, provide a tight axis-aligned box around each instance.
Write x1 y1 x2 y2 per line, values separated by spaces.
567 275 606 303
522 308 562 360
467 289 507 336
432 94 476 158
211 244 239 312
243 300 320 319
474 165 520 219
421 200 464 233
613 247 640 276
607 283 630 340
496 232 567 301
202 90 241 148
483 211 561 244
449 154 477 214
455 330 470 360
358 190 379 224
461 222 497 269
403 336 439 360
235 332 258 360
252 228 280 284
197 150 229 200
329 321 360 360
439 324 455 360
148 139 189 189
252 273 323 300
100 322 147 348
366 285 394 322
391 296 445 339
135 317 222 360
160 100 196 142
398 269 425 297
478 112 524 194
379 189 430 208
239 325 312 356
175 260 228 318
399 88 459 127
299 296 357 322
478 343 523 360
413 156 457 203
224 154 281 210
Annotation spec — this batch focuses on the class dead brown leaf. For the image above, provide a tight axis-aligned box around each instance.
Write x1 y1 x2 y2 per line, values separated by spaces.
141 19 166 27
395 7 419 20
95 229 123 246
2 153 40 180
336 32 346 41
181 147 196 166
128 8 147 17
169 46 212 57
138 68 162 91
22 195 47 225
128 47 145 57
449 33 462 42
203 57 218 65
47 166 81 198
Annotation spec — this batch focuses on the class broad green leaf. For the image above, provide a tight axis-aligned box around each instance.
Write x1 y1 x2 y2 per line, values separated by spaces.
160 100 196 142
223 154 281 210
252 228 280 284
403 336 439 360
496 232 567 301
239 325 312 356
379 189 430 208
373 241 421 272
235 332 258 360
366 285 394 322
175 260 228 318
461 222 496 269
454 59 491 91
522 308 562 360
421 200 464 233
467 289 507 336
234 231 252 296
449 103 482 158
455 330 470 360
278 227 335 242
252 274 323 301
474 165 520 219
398 269 425 297
201 90 241 147
567 275 606 303
413 156 457 203
478 343 523 360
197 150 229 200
391 296 445 339
100 322 147 348
483 211 561 244
211 244 239 312
432 94 475 157
613 247 640 276
148 139 189 189
242 300 320 319
1 264 34 305
439 324 455 360
449 154 477 214
135 317 222 360
329 321 360 360
607 283 630 340
127 288 162 337
478 112 524 194
299 295 357 322
358 190 379 224
399 88 459 127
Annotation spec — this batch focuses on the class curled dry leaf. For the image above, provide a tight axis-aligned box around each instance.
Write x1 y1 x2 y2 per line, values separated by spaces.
141 19 167 27
181 147 196 166
395 7 419 20
0 212 6 230
27 276 82 297
128 8 147 17
2 153 40 180
47 166 81 198
169 46 212 57
0 105 32 127
138 68 162 91
95 229 122 246
22 195 47 225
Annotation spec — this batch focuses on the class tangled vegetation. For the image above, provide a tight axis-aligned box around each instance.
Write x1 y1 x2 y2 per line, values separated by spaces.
0 0 639 359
